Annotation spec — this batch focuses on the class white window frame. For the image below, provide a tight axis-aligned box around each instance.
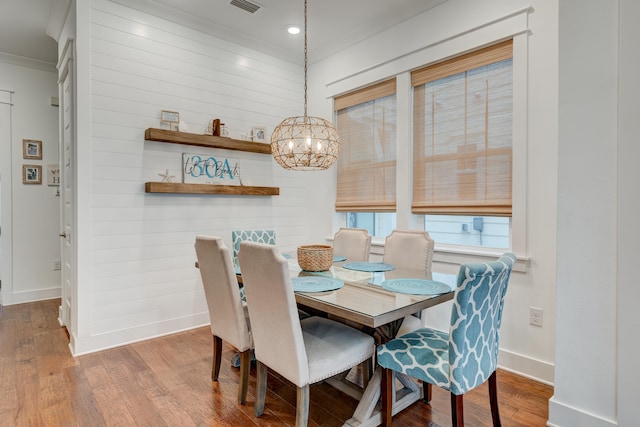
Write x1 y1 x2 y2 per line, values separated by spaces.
329 8 530 270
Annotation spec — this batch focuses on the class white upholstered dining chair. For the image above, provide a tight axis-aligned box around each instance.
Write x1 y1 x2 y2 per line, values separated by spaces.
332 227 372 262
383 229 436 336
194 235 253 404
238 241 375 426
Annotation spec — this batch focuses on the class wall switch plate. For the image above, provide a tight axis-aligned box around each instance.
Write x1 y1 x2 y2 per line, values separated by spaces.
529 307 543 327
53 260 61 271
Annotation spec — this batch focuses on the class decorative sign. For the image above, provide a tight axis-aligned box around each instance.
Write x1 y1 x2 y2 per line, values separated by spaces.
47 163 60 186
182 153 241 186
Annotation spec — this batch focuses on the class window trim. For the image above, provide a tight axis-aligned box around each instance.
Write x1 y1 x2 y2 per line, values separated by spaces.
328 11 530 259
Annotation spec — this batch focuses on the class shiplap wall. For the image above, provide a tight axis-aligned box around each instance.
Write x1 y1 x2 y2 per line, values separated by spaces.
75 0 333 353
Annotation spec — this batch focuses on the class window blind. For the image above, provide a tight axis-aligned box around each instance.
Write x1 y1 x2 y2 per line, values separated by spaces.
412 40 513 216
335 79 397 212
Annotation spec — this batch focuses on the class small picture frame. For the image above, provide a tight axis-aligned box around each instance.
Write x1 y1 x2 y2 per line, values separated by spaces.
23 139 42 160
160 110 180 130
23 164 42 185
252 126 266 142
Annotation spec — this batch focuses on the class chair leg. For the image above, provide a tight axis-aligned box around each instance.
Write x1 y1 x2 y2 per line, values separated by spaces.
488 371 501 427
254 361 267 417
381 368 394 426
451 393 464 427
296 384 310 427
423 382 432 404
237 349 251 404
212 335 223 381
361 357 373 389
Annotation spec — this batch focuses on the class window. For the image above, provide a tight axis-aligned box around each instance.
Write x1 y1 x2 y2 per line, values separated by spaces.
424 215 510 249
335 79 397 213
335 79 398 238
346 212 396 238
412 40 513 248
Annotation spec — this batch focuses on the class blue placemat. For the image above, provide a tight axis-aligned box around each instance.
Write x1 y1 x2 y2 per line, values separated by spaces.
381 279 451 295
342 262 395 272
292 277 344 293
333 255 347 262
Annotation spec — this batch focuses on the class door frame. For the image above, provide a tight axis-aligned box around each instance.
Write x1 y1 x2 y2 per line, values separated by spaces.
0 90 13 307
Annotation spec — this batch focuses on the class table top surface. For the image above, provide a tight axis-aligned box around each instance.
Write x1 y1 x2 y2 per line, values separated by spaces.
287 258 456 329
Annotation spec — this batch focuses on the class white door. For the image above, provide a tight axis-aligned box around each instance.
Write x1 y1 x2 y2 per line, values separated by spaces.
58 40 75 331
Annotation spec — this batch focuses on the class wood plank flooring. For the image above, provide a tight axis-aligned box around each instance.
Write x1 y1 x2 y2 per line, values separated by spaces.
0 299 553 426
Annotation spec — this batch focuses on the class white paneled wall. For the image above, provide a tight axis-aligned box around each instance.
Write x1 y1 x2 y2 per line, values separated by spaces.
74 0 331 353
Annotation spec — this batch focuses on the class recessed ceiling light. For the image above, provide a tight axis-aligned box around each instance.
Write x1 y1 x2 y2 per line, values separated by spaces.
287 26 301 35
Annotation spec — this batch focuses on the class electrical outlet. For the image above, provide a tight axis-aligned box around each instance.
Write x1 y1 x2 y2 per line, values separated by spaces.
529 307 543 327
53 260 61 271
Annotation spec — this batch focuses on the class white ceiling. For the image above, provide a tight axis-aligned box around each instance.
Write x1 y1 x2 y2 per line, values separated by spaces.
0 0 445 65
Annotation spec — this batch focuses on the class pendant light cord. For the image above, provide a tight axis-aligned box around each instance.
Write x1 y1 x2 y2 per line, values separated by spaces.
303 0 308 117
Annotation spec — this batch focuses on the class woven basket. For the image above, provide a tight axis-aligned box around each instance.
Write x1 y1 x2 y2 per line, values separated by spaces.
297 244 334 271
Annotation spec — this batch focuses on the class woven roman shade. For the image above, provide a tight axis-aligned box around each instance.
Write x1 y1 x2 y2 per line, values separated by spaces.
335 79 397 212
412 40 513 216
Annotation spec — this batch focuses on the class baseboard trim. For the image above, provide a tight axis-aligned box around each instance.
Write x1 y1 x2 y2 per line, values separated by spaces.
498 347 554 385
548 397 617 427
7 288 61 305
69 312 211 356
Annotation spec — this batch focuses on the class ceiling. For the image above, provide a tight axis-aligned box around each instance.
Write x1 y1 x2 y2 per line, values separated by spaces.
0 0 445 65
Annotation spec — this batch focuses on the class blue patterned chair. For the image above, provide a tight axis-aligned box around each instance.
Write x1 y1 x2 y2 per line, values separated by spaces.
232 230 276 274
376 253 516 426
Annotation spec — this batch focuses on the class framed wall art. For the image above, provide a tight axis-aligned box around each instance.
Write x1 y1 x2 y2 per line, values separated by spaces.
252 126 266 142
160 110 180 130
23 139 42 160
23 164 42 184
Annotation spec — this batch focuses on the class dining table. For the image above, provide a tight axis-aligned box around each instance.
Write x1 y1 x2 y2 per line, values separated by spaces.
276 255 457 427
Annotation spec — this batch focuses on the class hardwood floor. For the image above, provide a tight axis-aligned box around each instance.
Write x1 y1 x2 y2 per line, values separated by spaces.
0 299 553 426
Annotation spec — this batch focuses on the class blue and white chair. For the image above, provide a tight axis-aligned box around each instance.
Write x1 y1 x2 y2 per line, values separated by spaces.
376 253 516 426
232 229 276 274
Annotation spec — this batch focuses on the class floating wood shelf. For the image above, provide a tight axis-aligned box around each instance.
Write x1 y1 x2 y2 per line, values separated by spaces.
145 182 279 196
144 128 272 154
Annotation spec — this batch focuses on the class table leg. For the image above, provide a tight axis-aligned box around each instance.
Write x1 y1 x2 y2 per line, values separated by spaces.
342 367 422 427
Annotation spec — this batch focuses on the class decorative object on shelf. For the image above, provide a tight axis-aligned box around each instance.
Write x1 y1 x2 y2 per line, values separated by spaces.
270 0 341 171
252 126 266 142
160 110 180 130
178 121 189 132
23 139 42 160
23 164 42 184
182 153 241 186
157 169 175 183
208 118 226 136
47 163 60 186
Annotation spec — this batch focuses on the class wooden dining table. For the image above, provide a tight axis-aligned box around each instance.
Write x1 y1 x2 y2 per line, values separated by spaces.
281 257 457 427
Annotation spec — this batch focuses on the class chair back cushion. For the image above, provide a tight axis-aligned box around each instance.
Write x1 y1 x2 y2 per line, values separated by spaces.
231 230 276 267
332 227 372 262
383 230 435 279
238 241 310 387
194 235 252 352
448 252 516 394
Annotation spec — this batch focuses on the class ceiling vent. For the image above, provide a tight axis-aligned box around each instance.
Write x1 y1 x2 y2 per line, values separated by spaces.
230 0 262 14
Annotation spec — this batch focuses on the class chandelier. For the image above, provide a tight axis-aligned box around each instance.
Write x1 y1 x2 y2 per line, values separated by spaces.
270 0 341 171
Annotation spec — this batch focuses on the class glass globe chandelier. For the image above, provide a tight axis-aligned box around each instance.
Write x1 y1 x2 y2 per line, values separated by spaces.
270 0 341 171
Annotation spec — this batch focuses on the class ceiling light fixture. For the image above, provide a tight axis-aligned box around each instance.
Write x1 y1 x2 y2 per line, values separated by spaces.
270 0 341 171
287 25 300 35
